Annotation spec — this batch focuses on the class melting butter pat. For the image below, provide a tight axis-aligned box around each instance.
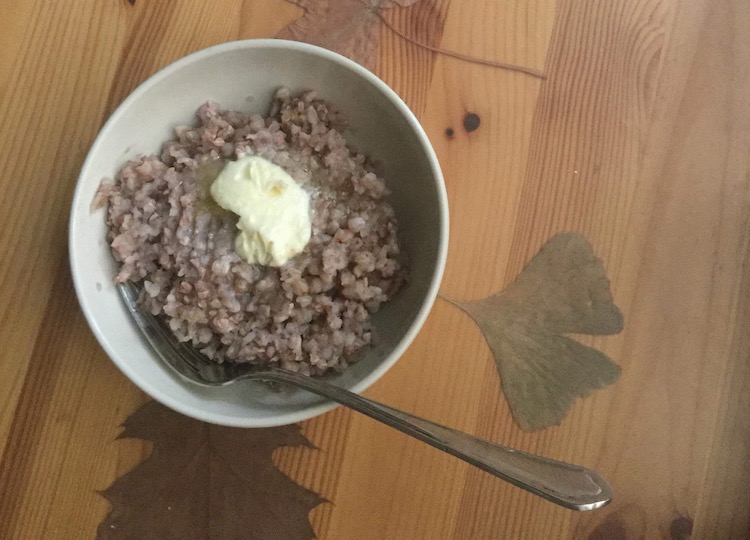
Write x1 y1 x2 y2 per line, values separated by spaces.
210 155 311 267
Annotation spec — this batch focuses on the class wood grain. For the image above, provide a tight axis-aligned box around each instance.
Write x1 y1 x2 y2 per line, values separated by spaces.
1 0 749 538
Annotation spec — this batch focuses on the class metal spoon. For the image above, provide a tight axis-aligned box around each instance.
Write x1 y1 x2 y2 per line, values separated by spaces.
118 281 612 511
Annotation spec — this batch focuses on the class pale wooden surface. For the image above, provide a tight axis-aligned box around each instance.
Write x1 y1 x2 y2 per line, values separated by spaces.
1 0 749 538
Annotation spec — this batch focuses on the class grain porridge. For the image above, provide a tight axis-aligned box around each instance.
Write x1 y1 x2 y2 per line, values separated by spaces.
95 88 407 376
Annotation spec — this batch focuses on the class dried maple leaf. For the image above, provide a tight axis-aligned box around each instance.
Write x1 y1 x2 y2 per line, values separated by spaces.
452 233 624 431
277 0 422 70
98 401 324 540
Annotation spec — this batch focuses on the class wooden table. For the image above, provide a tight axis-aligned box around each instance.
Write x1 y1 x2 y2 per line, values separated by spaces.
2 0 749 538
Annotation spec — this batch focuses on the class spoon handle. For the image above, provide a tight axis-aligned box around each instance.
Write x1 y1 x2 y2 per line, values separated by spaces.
258 370 612 511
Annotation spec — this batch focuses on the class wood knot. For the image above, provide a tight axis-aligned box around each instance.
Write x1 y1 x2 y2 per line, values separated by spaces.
670 516 693 539
463 112 480 133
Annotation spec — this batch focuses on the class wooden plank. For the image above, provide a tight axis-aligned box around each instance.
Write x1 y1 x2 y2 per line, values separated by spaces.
0 0 128 463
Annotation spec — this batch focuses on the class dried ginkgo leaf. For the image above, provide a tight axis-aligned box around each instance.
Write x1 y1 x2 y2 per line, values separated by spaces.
453 233 624 431
277 0 423 70
98 401 325 540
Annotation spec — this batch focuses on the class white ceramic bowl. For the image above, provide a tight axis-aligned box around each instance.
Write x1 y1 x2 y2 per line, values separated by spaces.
69 40 448 427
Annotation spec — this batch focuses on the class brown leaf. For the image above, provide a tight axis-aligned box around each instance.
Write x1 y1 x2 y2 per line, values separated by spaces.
454 233 624 431
277 0 423 70
98 401 325 540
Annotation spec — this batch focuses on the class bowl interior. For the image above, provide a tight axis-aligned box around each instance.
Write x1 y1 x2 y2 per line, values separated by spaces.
69 40 446 427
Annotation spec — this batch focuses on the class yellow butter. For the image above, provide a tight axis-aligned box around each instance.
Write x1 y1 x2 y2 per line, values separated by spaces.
210 155 311 266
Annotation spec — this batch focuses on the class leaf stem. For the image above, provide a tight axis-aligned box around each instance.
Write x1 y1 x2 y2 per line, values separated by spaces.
375 10 546 79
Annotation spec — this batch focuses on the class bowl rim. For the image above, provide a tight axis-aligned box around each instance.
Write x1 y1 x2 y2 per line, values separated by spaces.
69 38 449 427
